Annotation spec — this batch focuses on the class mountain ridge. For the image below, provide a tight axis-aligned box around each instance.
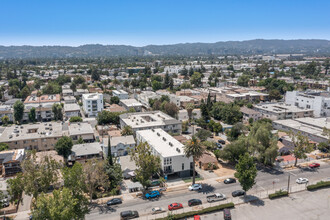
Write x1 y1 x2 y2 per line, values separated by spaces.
1 39 330 58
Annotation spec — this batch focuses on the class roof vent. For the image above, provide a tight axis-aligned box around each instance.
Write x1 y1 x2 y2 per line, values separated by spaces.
152 129 155 132
169 142 173 146
163 137 166 141
157 132 160 136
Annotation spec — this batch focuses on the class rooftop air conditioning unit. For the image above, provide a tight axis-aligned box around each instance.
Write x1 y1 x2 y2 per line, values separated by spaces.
163 137 166 141
157 133 160 136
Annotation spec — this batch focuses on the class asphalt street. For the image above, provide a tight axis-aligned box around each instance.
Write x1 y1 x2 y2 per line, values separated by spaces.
86 162 330 220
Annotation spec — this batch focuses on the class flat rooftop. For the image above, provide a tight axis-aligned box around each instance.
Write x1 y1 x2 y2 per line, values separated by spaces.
120 111 180 129
0 122 63 142
68 122 94 136
137 128 186 157
24 94 61 104
119 99 143 107
82 93 102 100
255 103 313 113
64 103 80 112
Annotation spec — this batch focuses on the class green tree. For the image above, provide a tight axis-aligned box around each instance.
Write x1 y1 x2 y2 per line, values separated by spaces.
7 173 24 203
91 69 100 81
184 136 205 184
32 188 80 220
163 102 179 118
289 132 314 166
234 153 257 192
219 136 249 164
190 72 202 87
1 115 9 125
107 138 113 166
55 136 73 160
213 122 223 134
0 143 9 151
13 100 24 124
130 142 161 189
110 96 120 104
196 129 212 142
52 103 63 121
28 107 36 122
269 89 282 100
226 122 247 141
237 75 250 87
83 159 109 202
42 82 61 94
20 86 31 100
185 103 194 121
76 137 85 144
121 126 133 136
62 163 89 218
182 121 189 133
105 159 123 190
152 80 162 91
69 116 83 123
97 111 121 125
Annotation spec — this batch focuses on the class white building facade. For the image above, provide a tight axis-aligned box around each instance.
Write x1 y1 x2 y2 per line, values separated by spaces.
82 93 104 117
136 129 193 178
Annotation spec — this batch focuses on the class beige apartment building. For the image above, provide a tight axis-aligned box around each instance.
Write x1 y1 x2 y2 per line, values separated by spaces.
0 122 63 151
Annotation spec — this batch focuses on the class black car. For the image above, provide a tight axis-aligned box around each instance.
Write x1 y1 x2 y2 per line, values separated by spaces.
107 198 122 206
188 199 202 207
224 178 236 184
218 139 226 145
120 210 139 220
232 190 245 197
223 208 232 220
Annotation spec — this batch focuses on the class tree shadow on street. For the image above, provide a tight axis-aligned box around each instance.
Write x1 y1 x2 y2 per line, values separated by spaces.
198 183 215 195
89 203 117 214
242 195 265 207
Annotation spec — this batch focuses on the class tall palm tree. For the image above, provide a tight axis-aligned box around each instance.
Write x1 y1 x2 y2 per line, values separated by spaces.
184 135 205 184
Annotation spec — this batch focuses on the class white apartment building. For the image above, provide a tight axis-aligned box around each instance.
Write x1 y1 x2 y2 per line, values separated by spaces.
119 111 182 134
0 105 14 123
135 91 160 108
285 91 330 117
119 99 143 112
254 103 314 121
136 128 193 177
112 90 129 100
82 93 104 117
63 103 81 119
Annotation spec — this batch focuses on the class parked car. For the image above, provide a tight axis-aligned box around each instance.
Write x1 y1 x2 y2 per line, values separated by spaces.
120 210 139 220
309 163 320 168
296 178 309 184
188 183 202 191
1 198 9 208
106 198 122 206
188 199 202 206
207 193 226 202
194 215 201 220
151 207 165 214
223 208 232 220
218 139 226 145
224 178 236 184
145 190 160 199
168 203 183 211
216 143 223 149
232 190 245 197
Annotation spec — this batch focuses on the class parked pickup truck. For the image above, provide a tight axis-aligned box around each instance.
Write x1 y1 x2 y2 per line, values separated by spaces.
206 193 226 203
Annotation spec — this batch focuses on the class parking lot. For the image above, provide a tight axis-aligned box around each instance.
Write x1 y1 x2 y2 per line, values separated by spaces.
195 188 330 220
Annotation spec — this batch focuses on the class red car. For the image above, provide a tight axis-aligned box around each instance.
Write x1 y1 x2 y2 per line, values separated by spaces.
168 203 183 211
309 163 320 168
194 215 201 220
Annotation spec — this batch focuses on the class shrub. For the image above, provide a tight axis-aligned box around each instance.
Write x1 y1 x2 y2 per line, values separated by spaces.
307 181 330 191
156 203 234 220
269 190 288 199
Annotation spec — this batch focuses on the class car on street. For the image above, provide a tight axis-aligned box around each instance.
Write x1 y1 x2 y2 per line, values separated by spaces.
151 207 165 214
309 163 320 168
216 143 223 149
120 210 139 220
145 190 160 199
296 178 309 184
223 208 232 220
207 193 226 202
194 215 201 220
188 199 202 206
218 139 226 145
232 190 245 197
1 198 9 208
106 198 122 206
188 183 202 191
168 203 183 211
224 178 236 184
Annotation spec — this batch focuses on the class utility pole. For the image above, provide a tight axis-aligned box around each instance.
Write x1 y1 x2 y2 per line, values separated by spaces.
287 173 291 193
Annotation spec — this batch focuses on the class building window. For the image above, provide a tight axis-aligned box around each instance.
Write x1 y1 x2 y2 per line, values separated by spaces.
182 163 184 171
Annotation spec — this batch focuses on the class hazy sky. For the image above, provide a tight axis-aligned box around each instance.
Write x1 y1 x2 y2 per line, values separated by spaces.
1 0 330 46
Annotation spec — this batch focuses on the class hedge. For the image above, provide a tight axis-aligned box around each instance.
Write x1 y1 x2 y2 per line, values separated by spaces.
156 202 234 220
269 190 288 199
307 181 330 191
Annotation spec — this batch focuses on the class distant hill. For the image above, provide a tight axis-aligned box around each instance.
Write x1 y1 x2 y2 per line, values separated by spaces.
1 39 330 58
